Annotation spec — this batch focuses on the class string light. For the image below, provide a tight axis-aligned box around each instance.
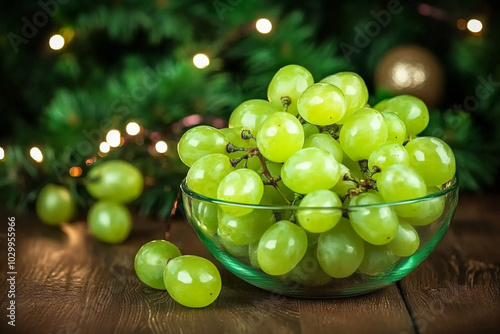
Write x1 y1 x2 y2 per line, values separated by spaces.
456 19 467 30
193 54 210 69
30 147 43 163
256 18 272 34
155 141 168 153
69 167 82 177
106 129 121 147
0 147 4 160
49 34 65 50
99 142 110 153
467 19 483 33
126 122 141 136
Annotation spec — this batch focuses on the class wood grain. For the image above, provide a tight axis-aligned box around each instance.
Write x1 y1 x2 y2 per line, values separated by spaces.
0 194 499 334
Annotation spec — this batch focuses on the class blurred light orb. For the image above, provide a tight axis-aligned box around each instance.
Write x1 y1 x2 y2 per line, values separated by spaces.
30 147 43 163
106 130 121 147
467 19 483 33
99 142 111 153
155 141 168 154
126 122 141 136
456 19 467 30
49 34 65 50
256 18 272 34
69 167 82 177
0 147 4 160
193 54 210 69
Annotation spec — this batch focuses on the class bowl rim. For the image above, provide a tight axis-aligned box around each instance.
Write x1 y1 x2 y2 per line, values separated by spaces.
180 176 459 210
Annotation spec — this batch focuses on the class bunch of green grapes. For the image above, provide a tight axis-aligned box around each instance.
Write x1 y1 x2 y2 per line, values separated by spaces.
177 64 456 288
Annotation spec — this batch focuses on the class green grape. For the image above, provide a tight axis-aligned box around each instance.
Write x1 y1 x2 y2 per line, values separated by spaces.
248 242 260 269
303 133 343 163
218 207 275 245
218 232 249 257
229 99 278 135
405 186 445 226
36 184 75 226
217 169 264 216
297 190 342 233
257 220 308 275
177 126 228 167
317 218 365 278
382 111 407 144
377 164 427 217
86 160 143 203
386 221 420 257
260 161 295 201
339 108 388 161
383 95 429 137
342 155 363 180
373 99 390 112
320 72 369 124
368 143 409 179
219 127 260 170
192 200 218 236
349 193 399 245
256 112 304 162
288 246 332 287
405 137 456 186
331 177 357 198
163 255 221 308
357 243 399 276
87 201 132 244
267 64 314 116
134 240 182 290
281 147 340 194
297 83 347 125
302 122 320 138
186 153 234 198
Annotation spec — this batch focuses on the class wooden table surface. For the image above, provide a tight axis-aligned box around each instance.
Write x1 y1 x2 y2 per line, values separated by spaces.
1 193 499 334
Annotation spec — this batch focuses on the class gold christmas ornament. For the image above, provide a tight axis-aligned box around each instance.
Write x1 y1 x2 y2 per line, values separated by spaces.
375 45 444 108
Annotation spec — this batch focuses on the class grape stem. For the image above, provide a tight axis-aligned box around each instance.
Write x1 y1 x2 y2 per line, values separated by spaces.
226 143 247 153
256 152 292 206
288 193 304 223
241 130 255 140
281 96 291 113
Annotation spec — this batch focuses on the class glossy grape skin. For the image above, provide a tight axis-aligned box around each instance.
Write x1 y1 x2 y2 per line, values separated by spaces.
36 184 75 226
87 201 132 244
163 255 221 308
257 220 308 276
281 147 340 194
248 242 260 269
377 164 427 217
381 111 407 144
218 232 249 257
134 240 182 290
302 123 320 138
320 72 369 124
303 133 343 163
317 218 365 278
267 64 314 116
373 99 390 112
186 153 234 198
383 95 429 137
386 221 420 257
404 186 445 226
357 243 399 276
217 169 264 216
257 112 304 162
229 99 277 135
297 83 347 125
297 190 342 233
331 165 357 198
218 208 275 245
86 160 143 203
178 126 228 167
339 108 388 161
287 246 332 287
192 200 218 236
349 193 399 245
368 143 409 177
341 155 363 180
219 127 260 170
405 137 456 186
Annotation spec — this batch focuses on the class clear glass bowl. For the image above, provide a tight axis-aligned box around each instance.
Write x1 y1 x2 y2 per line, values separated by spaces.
180 177 459 298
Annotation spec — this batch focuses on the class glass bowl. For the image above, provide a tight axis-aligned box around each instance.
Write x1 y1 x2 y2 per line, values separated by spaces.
180 177 459 298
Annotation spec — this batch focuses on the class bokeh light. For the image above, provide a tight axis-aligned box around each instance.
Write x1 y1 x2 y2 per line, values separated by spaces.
155 141 168 153
256 18 272 34
30 147 43 163
126 122 141 136
99 142 110 153
193 54 210 69
467 19 483 33
69 167 82 177
0 147 4 160
106 129 121 147
49 34 65 50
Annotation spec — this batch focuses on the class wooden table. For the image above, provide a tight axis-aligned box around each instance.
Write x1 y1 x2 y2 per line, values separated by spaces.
1 193 499 334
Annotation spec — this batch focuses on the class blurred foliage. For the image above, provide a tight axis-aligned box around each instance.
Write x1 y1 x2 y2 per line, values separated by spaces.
0 0 499 215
